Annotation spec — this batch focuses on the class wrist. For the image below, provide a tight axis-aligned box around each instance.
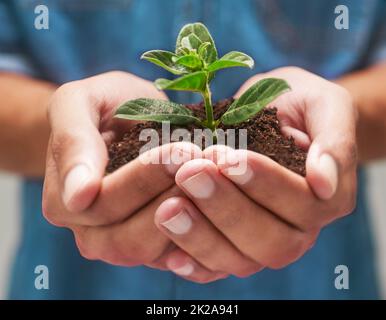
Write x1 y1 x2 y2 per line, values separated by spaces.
0 73 57 176
336 66 386 162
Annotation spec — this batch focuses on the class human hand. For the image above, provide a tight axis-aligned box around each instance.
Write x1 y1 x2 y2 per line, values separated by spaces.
42 71 201 268
153 67 357 283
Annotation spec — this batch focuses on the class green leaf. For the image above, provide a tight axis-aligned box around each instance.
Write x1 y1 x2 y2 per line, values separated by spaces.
221 78 291 125
176 23 217 64
180 34 202 51
176 47 191 56
154 71 207 92
207 51 254 72
141 50 187 75
198 42 211 60
228 78 291 111
114 98 201 125
174 55 203 69
221 102 266 125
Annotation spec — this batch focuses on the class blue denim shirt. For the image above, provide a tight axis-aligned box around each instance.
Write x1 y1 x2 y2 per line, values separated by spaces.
1 0 385 299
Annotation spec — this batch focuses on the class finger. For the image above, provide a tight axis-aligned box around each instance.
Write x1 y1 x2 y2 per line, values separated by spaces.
164 248 228 284
48 83 108 212
145 242 178 271
175 159 314 269
44 142 201 227
280 126 311 149
305 86 357 200
204 145 331 230
47 72 169 213
72 185 184 266
250 69 356 200
155 197 263 277
86 142 202 225
235 69 357 201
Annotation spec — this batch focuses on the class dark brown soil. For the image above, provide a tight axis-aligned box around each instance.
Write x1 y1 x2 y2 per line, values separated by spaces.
106 98 307 176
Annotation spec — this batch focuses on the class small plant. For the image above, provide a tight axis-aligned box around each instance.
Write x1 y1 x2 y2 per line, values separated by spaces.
115 22 290 135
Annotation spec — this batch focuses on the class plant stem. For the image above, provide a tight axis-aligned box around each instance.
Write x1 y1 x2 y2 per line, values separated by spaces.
202 83 215 132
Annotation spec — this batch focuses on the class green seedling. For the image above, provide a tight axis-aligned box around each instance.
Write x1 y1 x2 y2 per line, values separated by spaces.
115 22 290 134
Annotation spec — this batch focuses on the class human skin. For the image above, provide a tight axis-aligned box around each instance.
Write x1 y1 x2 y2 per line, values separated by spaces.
152 67 359 282
42 71 203 271
0 72 54 176
1 63 385 282
2 63 386 175
336 62 386 162
42 67 357 283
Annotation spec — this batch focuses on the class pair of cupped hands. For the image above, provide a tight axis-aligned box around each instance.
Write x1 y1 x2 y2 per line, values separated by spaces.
43 67 357 283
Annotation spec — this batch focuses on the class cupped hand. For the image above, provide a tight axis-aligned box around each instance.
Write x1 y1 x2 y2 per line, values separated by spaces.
154 67 358 283
42 71 202 268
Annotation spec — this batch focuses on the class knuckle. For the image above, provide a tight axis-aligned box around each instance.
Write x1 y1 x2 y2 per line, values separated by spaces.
338 192 357 218
111 236 160 265
51 82 81 105
233 265 262 278
50 132 76 164
193 275 217 284
216 209 243 230
48 81 85 118
297 206 325 231
77 244 94 261
74 230 97 261
266 232 309 269
334 84 353 103
267 250 298 269
190 245 219 269
41 198 66 228
132 176 155 196
326 181 357 221
42 210 64 227
302 219 323 232
78 246 96 261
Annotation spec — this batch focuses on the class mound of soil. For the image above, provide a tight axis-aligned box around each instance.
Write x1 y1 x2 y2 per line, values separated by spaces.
106 98 307 176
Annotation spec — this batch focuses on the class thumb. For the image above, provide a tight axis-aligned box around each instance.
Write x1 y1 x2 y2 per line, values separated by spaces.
307 143 340 200
48 85 108 212
305 89 357 200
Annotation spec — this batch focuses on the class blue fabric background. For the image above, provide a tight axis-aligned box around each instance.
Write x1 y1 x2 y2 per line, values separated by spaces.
1 0 384 299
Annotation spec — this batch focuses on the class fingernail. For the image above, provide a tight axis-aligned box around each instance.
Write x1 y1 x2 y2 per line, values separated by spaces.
181 171 215 199
161 209 192 235
214 147 239 166
222 164 253 185
318 153 338 199
217 149 253 185
63 164 91 208
164 146 194 175
170 263 194 276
